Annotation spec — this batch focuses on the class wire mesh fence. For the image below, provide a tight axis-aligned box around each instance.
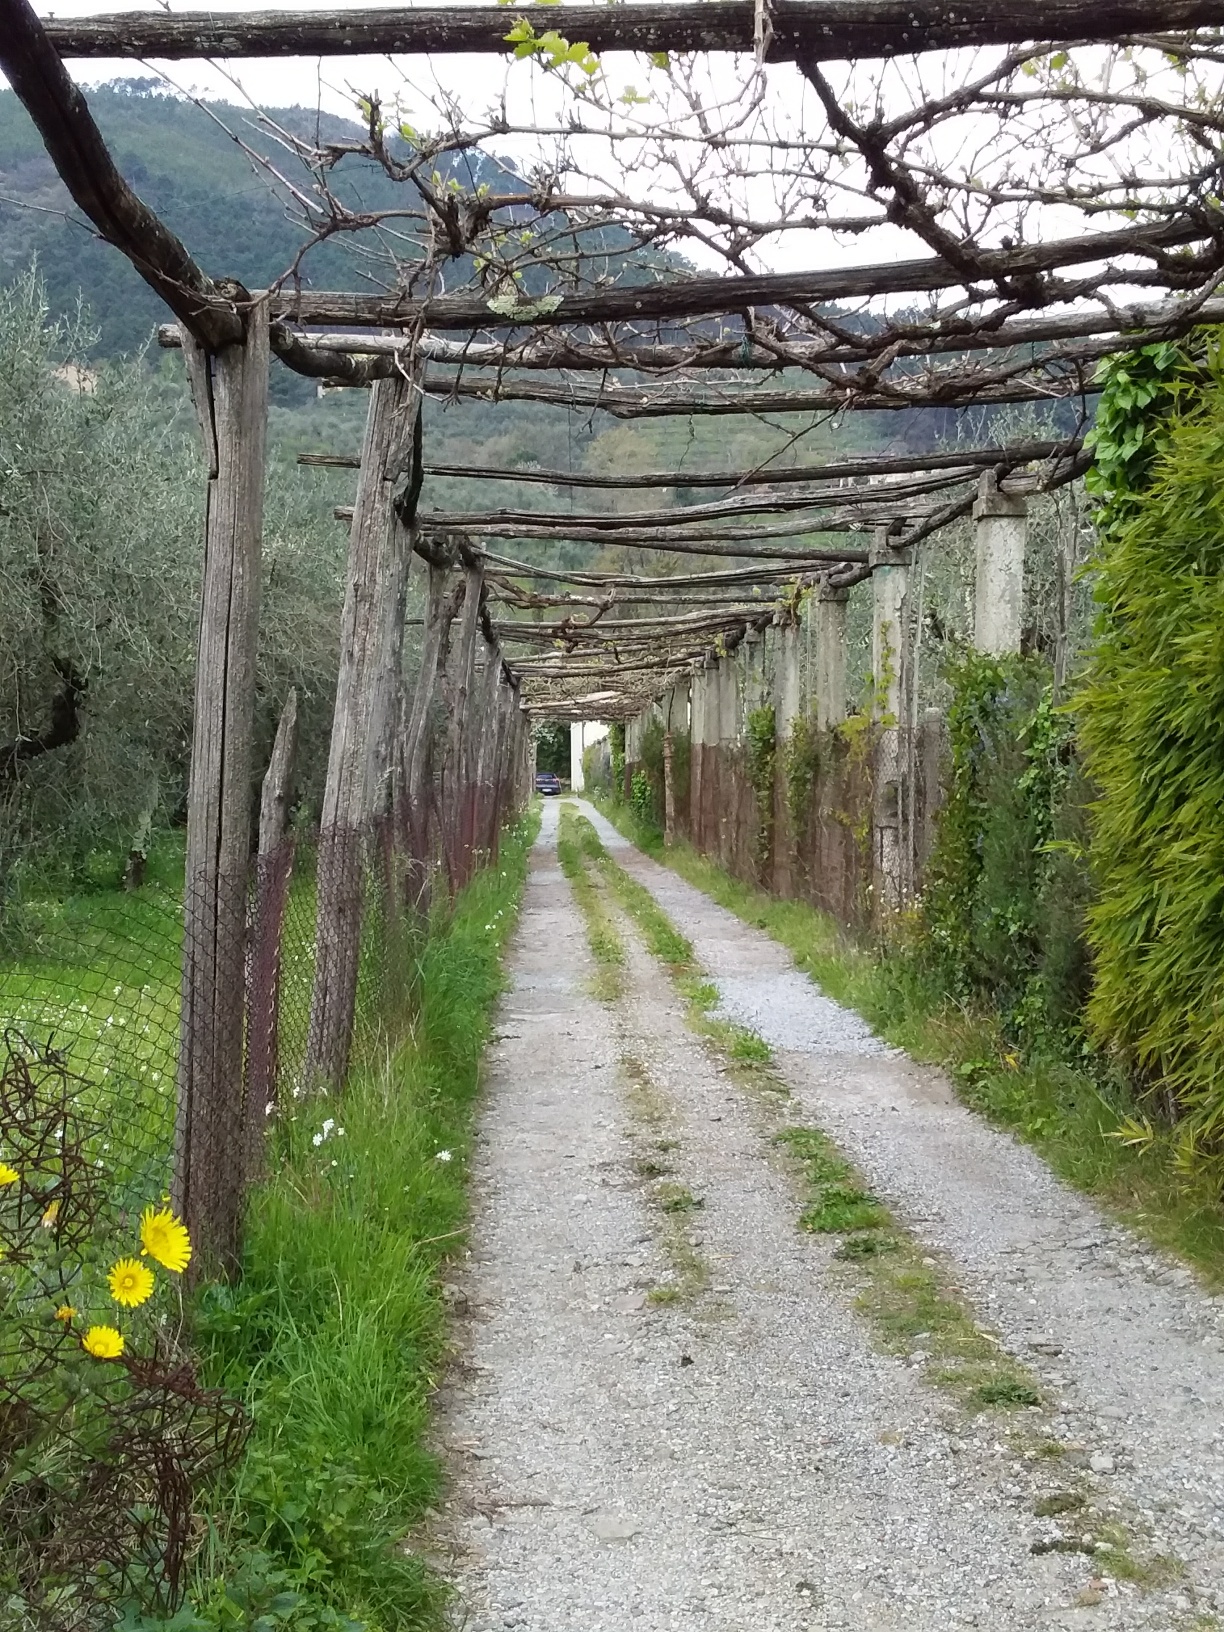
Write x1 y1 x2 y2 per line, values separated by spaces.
0 698 531 1625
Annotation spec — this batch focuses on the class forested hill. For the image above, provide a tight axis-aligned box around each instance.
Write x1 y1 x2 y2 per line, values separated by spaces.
0 78 479 359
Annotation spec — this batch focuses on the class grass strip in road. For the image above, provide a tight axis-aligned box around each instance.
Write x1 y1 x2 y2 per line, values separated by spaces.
620 1055 710 1305
775 1123 1042 1413
591 799 1224 1289
571 814 1046 1415
174 811 540 1632
558 803 624 1001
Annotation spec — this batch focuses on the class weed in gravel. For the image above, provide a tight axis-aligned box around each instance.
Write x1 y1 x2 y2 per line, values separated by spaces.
635 1156 673 1179
974 1377 1043 1407
1034 1491 1087 1516
582 838 1049 1421
835 1233 900 1261
800 1185 888 1234
658 1185 704 1214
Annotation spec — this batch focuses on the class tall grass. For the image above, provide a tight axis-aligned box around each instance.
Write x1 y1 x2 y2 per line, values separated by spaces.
160 812 539 1632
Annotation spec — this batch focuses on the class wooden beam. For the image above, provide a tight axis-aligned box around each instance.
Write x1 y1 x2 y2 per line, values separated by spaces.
262 290 1224 372
424 473 969 532
1 0 242 348
270 217 1211 333
481 553 821 588
301 439 1076 489
46 2 1224 63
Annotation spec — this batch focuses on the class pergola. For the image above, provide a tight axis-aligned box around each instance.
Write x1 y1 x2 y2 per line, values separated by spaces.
4 0 1224 1262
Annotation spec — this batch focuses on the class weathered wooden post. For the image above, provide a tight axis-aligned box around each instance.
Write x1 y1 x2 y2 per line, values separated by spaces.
400 538 462 859
244 687 298 1170
175 300 269 1278
441 559 485 887
306 362 422 1091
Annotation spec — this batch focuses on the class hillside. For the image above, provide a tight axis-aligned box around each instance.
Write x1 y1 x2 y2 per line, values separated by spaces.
0 79 508 396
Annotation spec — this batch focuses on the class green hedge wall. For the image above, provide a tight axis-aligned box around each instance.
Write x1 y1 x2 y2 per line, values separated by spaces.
1079 363 1224 1154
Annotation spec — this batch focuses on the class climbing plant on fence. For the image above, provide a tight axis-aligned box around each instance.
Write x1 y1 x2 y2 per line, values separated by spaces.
1079 347 1224 1169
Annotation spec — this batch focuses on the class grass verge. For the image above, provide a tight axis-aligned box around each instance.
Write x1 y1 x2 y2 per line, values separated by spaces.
590 797 1224 1287
161 811 540 1632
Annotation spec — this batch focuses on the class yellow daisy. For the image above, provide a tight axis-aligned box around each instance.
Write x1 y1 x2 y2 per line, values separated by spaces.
82 1325 124 1360
41 1199 60 1228
54 1304 77 1322
0 1162 18 1186
139 1205 191 1274
107 1256 155 1308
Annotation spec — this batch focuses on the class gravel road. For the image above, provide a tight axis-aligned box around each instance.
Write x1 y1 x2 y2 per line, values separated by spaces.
437 800 1222 1630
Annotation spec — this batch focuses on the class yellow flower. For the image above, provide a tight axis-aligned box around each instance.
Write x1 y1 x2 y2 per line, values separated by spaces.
82 1325 124 1359
107 1256 154 1308
54 1304 77 1322
41 1199 60 1228
139 1206 191 1274
0 1162 18 1186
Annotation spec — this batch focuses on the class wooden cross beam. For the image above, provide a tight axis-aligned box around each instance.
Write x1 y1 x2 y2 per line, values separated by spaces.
45 3 1224 64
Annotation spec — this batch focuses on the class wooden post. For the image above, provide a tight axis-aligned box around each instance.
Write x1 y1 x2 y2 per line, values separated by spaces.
244 687 298 1171
307 362 422 1091
442 560 484 886
174 300 269 1280
400 546 462 862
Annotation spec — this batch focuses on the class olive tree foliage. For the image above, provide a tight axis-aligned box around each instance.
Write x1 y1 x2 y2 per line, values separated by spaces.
0 271 346 896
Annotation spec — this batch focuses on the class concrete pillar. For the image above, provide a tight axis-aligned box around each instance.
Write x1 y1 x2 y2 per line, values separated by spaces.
815 586 849 732
720 655 739 743
973 472 1027 655
870 534 912 915
691 659 711 850
570 721 585 791
774 621 802 738
742 628 766 716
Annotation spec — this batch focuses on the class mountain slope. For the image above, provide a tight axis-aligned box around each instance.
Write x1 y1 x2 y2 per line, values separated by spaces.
0 78 481 363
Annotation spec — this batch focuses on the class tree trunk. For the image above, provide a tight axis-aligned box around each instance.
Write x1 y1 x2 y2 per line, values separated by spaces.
174 300 268 1280
306 361 423 1091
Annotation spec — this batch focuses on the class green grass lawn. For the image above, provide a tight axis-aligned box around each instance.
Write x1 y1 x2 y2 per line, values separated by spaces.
0 849 184 1204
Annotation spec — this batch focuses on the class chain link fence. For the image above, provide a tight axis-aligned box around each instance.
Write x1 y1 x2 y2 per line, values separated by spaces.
0 665 532 1626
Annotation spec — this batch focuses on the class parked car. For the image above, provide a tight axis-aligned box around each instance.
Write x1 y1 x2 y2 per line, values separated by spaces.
535 771 562 796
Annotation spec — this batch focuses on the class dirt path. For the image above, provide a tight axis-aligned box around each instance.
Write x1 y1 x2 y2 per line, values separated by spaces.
438 800 1222 1631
